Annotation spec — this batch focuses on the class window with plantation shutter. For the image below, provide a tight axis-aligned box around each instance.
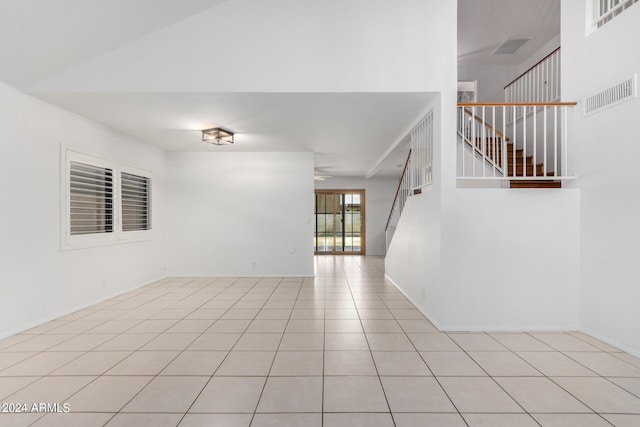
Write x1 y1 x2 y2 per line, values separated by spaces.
69 161 114 235
63 149 153 249
121 172 151 232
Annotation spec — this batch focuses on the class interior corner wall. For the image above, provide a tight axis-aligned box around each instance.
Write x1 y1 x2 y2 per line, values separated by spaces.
385 94 445 326
314 176 397 256
165 152 314 277
0 80 166 338
384 0 456 325
563 0 640 356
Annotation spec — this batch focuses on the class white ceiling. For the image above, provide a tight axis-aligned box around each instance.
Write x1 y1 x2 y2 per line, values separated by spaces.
0 0 558 178
36 91 433 177
458 0 560 65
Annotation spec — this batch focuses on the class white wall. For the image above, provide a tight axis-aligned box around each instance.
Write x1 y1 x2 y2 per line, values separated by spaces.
385 187 443 323
439 189 580 330
388 187 580 331
0 80 166 338
166 152 314 277
387 0 582 331
314 176 397 255
458 64 517 102
386 188 580 331
563 0 640 356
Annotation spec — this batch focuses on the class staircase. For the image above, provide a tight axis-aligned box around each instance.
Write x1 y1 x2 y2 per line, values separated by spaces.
505 142 561 188
458 103 577 187
470 136 560 188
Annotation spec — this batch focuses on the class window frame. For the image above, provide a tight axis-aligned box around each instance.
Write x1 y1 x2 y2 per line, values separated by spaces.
61 149 153 250
587 0 639 34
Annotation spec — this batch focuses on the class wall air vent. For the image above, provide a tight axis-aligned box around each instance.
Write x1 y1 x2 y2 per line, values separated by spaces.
584 74 637 116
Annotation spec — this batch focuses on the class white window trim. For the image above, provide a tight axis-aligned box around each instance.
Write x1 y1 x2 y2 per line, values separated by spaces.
587 0 639 34
61 148 153 250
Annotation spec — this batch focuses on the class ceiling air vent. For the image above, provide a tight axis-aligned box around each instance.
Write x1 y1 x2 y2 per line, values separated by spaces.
584 74 637 116
492 37 531 55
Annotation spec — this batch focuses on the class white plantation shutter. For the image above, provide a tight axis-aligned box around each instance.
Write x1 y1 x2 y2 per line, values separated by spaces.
121 172 151 232
63 150 153 249
69 161 114 235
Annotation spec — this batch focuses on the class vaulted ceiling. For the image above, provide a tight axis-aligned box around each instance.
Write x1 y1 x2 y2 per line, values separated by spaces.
0 0 559 178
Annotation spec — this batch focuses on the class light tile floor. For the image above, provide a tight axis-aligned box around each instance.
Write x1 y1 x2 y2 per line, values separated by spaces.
0 256 639 426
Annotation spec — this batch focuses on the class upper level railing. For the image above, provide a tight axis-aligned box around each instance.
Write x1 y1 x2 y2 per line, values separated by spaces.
457 103 577 181
411 111 434 190
505 48 561 104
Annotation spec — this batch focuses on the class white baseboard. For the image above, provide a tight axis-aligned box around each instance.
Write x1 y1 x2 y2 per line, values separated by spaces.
580 327 640 359
384 273 445 331
384 274 580 333
166 274 315 278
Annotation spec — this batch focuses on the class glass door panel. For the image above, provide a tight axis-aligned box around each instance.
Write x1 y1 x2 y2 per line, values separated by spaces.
341 193 361 253
334 194 344 252
314 190 364 255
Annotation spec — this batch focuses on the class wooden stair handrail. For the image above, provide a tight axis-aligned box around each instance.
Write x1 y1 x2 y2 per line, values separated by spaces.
385 149 411 231
458 102 577 107
504 47 561 90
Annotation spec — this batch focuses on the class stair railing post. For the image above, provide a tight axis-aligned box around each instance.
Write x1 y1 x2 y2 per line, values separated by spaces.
523 105 527 178
563 105 568 177
502 106 507 176
543 106 547 177
533 105 537 177
492 105 496 178
482 106 486 178
460 107 465 177
471 106 476 177
554 105 558 177
512 106 516 178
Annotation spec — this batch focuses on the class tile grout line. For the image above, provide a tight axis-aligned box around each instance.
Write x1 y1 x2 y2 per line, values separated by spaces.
249 276 303 425
111 277 256 425
174 277 280 426
345 268 396 426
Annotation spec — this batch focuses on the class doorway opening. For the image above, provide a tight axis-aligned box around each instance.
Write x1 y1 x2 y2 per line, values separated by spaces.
457 80 477 103
314 190 365 255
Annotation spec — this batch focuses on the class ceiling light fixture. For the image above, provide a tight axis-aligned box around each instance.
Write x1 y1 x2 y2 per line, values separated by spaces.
202 127 234 145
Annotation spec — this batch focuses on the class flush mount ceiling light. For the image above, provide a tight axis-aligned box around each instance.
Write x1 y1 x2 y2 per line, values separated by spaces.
202 127 234 145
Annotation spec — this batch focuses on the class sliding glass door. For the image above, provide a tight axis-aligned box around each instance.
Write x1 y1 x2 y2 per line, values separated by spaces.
314 190 365 255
